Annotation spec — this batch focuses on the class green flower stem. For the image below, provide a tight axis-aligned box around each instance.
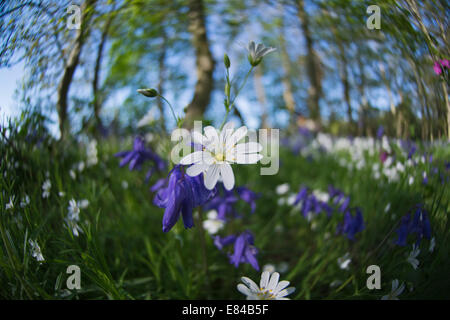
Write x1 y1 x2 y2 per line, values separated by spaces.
158 94 180 128
220 66 254 130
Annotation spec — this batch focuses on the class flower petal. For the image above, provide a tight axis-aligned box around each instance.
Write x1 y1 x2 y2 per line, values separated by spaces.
204 164 220 190
186 163 209 177
267 272 280 291
260 271 270 289
235 153 263 164
220 163 235 190
241 276 259 292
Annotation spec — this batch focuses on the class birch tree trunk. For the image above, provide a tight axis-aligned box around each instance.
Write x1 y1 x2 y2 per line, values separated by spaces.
184 0 215 128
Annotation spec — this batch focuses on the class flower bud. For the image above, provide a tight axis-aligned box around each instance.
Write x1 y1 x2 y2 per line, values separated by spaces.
137 88 158 98
224 53 230 69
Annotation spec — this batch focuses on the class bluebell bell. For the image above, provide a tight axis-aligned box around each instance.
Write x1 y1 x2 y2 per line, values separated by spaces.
376 125 384 139
115 137 166 177
152 165 216 232
230 231 259 271
395 206 431 246
336 208 365 240
214 231 259 271
204 184 260 220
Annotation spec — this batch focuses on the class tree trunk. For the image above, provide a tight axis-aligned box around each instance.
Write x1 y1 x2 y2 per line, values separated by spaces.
157 32 167 132
279 32 297 131
57 0 96 140
297 0 321 122
184 0 215 128
92 13 113 136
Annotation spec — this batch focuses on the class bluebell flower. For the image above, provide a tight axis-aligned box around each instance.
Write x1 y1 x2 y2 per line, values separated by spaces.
230 231 259 271
115 137 166 176
204 184 260 220
376 125 384 139
395 205 431 246
336 208 365 240
236 186 260 213
152 165 216 232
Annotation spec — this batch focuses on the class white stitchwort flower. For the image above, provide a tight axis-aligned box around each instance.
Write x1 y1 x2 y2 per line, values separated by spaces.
5 196 15 210
429 237 435 253
381 279 405 300
180 122 262 190
237 271 295 300
29 239 44 262
202 210 225 235
407 245 420 270
337 252 351 270
262 264 276 274
247 41 276 66
20 195 30 208
66 199 83 237
275 183 289 195
42 179 51 198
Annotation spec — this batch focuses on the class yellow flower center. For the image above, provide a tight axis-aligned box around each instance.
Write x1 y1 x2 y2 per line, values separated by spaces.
215 153 224 161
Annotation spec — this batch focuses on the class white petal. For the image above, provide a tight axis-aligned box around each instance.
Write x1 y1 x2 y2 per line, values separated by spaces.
192 131 209 146
237 284 252 296
276 287 295 298
226 126 248 148
220 164 235 190
186 163 209 177
241 277 259 292
220 122 235 145
267 272 280 291
235 142 262 154
204 126 219 146
235 153 263 164
179 151 206 165
273 280 290 294
260 271 270 289
204 164 220 190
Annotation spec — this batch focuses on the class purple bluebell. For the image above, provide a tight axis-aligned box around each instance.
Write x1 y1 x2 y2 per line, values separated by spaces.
204 184 260 220
115 136 166 176
336 208 365 240
152 165 216 232
395 205 431 246
376 125 384 139
294 186 333 218
230 231 259 271
215 231 259 271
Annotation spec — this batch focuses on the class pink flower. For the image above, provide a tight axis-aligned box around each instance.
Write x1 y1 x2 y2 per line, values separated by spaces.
433 61 442 75
433 59 449 75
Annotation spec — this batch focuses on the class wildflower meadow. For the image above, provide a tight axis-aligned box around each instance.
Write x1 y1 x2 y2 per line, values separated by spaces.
0 0 449 304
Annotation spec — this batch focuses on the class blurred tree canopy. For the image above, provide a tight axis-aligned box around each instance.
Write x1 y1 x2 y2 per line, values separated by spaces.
0 0 449 139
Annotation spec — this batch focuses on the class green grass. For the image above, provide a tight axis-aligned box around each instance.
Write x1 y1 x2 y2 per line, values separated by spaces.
1 113 449 299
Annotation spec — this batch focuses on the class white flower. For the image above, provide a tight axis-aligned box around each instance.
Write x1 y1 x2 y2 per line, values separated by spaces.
247 41 276 66
337 252 351 270
381 279 405 300
121 180 129 189
42 179 51 198
237 271 295 300
180 122 263 191
408 176 414 185
69 170 76 180
262 264 276 274
66 199 84 237
20 195 30 208
68 199 80 221
330 280 343 288
5 196 15 210
202 210 225 235
77 161 85 172
407 245 420 270
58 191 66 197
275 183 289 195
29 239 44 262
86 140 98 167
78 199 89 209
384 202 391 213
429 237 435 253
